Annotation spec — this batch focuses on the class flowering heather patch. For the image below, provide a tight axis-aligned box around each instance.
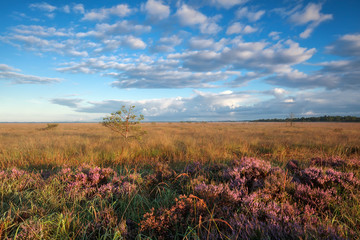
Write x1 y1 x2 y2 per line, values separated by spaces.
16 220 46 240
140 194 207 239
0 168 43 191
85 207 120 238
311 157 360 169
224 157 271 192
194 182 244 207
56 165 138 199
298 166 360 191
293 183 339 211
146 162 176 185
0 156 359 239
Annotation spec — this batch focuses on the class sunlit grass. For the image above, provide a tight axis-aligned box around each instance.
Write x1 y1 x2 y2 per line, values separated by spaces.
0 122 359 239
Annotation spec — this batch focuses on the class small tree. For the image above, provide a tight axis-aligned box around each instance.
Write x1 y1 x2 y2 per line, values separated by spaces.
102 105 145 139
287 112 295 127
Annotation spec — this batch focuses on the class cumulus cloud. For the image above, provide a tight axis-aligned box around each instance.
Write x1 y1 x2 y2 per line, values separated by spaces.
50 98 83 108
0 64 19 72
110 69 234 88
326 34 360 57
171 39 315 73
176 4 221 34
226 22 257 35
82 4 132 21
209 0 248 9
56 56 238 88
267 33 360 90
122 35 147 49
11 25 72 37
188 37 227 51
0 63 61 84
142 0 170 21
268 31 281 40
50 88 360 121
236 7 265 22
76 21 151 38
51 89 261 120
150 35 182 52
55 38 315 88
0 34 89 57
29 2 57 12
73 4 85 14
289 3 332 38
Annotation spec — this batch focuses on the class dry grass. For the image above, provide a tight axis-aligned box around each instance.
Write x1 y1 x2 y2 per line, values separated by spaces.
0 122 359 169
1 122 360 239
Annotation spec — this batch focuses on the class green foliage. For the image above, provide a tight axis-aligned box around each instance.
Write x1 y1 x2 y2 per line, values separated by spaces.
102 105 145 139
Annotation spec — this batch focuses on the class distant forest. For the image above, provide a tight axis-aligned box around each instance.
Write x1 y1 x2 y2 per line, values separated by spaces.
253 115 360 122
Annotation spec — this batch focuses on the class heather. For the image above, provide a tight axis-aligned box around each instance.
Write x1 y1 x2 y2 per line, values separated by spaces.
0 122 360 239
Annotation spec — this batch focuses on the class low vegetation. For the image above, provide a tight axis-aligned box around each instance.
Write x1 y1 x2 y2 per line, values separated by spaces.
0 122 359 239
253 115 360 122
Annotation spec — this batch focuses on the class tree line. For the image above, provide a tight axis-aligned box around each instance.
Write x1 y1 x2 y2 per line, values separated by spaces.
253 115 360 122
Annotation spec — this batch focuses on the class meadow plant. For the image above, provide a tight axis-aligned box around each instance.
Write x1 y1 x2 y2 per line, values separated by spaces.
298 167 360 190
0 120 360 240
140 194 207 239
56 165 138 199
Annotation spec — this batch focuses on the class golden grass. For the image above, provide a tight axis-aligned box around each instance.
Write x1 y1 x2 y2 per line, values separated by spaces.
0 122 359 169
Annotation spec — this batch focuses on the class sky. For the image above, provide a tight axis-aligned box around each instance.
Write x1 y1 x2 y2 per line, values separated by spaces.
0 0 360 122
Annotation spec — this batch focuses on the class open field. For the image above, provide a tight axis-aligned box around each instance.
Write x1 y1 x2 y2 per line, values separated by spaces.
1 122 359 169
1 122 360 239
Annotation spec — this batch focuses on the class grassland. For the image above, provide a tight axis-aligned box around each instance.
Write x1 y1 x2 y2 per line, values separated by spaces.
0 122 359 239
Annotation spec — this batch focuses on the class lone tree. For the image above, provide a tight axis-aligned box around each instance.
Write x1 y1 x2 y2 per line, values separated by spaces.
287 112 295 127
102 105 145 139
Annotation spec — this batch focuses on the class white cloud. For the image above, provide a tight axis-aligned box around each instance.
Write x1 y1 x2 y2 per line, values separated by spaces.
176 4 207 26
50 98 83 108
326 34 360 57
82 4 132 21
52 87 360 121
0 64 19 72
73 4 85 14
52 89 261 121
0 63 61 84
151 35 182 52
11 25 72 37
172 39 315 74
272 88 288 97
188 37 227 51
226 22 257 35
209 0 248 9
56 56 237 88
123 36 147 49
266 33 360 90
142 0 170 20
77 21 151 38
199 21 222 34
268 31 281 40
289 3 332 39
62 5 70 14
29 2 57 12
189 37 215 49
176 4 221 34
236 7 265 22
0 34 89 57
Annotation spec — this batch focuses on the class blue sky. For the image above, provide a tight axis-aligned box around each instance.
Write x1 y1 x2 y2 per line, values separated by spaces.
0 0 359 122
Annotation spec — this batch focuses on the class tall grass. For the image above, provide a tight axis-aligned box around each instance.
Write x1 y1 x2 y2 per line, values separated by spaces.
0 122 359 239
0 122 359 169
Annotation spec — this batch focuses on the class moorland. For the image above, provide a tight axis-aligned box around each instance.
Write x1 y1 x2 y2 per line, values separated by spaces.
0 122 359 239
